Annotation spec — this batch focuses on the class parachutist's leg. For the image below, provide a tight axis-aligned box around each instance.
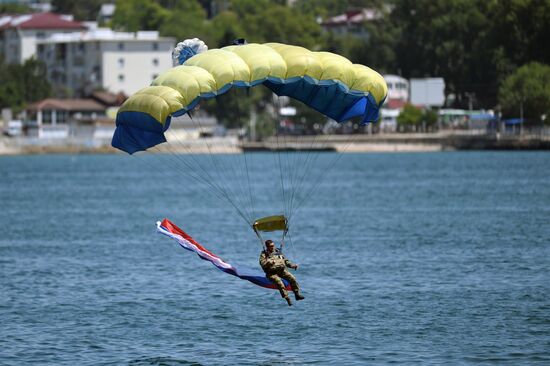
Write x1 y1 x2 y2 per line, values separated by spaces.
267 274 288 299
280 270 304 300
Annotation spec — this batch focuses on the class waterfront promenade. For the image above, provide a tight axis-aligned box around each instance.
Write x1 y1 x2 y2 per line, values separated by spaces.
1 131 549 155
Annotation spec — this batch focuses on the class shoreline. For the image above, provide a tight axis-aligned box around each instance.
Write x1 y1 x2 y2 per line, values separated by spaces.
1 132 549 155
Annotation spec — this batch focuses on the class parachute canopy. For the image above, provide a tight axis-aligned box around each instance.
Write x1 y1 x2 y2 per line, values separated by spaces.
112 42 388 154
253 215 288 233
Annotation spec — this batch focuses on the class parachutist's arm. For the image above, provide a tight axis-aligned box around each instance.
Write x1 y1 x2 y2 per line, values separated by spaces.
284 257 298 270
259 252 269 270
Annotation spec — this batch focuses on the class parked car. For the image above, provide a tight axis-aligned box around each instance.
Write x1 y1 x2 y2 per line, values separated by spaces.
4 120 23 136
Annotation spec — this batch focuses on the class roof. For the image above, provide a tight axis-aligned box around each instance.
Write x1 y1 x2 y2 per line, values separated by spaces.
0 13 85 30
385 99 408 109
27 98 106 111
321 8 382 26
91 91 127 107
38 28 173 43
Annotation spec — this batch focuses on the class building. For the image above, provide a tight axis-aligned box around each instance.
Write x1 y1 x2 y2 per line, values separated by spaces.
410 78 446 108
25 98 107 138
36 28 175 96
22 91 127 139
384 74 409 102
97 3 115 25
378 75 409 132
0 12 85 64
0 0 52 12
320 8 385 38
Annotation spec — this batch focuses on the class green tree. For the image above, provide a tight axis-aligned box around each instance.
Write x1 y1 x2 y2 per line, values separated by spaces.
487 0 550 78
396 103 422 132
229 0 322 48
0 58 51 111
159 0 208 43
205 10 244 47
498 62 550 122
392 0 494 108
112 0 170 31
52 0 111 20
423 109 438 131
0 3 31 13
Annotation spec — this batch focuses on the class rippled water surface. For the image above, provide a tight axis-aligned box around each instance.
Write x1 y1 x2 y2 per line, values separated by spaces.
1 152 549 365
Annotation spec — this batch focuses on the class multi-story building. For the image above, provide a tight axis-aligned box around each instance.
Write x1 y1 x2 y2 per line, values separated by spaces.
0 12 85 64
384 74 409 103
379 75 409 132
36 28 175 96
320 8 384 38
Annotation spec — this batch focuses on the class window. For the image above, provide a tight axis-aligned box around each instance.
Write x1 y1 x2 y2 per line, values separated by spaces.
118 42 124 50
152 42 158 50
152 74 158 81
118 58 124 68
57 111 67 124
152 58 159 67
118 74 125 82
42 110 52 124
36 32 46 39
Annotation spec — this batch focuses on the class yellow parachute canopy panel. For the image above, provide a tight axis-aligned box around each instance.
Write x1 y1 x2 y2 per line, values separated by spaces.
253 215 288 233
112 41 388 154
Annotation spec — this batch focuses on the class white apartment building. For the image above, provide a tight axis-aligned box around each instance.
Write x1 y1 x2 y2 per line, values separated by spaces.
384 74 409 102
0 12 85 64
36 29 175 96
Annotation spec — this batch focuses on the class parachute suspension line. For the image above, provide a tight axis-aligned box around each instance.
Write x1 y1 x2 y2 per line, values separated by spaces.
289 123 309 217
241 89 257 221
274 95 323 224
233 87 257 222
160 130 230 202
283 225 299 263
288 132 326 218
130 146 235 213
254 227 265 247
280 104 296 220
194 110 248 217
149 142 251 228
191 106 254 225
217 88 257 224
275 119 288 221
161 126 253 229
147 145 217 193
290 129 361 221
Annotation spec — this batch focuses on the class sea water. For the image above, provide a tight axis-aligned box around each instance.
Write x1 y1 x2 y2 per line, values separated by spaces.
0 152 549 365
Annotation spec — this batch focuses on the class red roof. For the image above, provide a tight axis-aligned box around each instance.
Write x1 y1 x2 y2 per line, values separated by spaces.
321 9 382 26
0 13 84 30
385 99 408 110
27 98 106 111
91 91 128 107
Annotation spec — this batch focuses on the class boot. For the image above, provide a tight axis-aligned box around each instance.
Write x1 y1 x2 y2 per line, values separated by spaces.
294 292 305 301
285 296 293 306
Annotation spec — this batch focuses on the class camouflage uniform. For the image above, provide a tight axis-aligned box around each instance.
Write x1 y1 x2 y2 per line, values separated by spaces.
259 248 301 300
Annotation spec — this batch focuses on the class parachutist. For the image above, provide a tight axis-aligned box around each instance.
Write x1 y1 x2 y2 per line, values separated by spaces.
259 240 304 306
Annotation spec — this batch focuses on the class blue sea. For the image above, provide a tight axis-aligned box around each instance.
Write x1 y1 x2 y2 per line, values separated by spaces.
0 152 549 365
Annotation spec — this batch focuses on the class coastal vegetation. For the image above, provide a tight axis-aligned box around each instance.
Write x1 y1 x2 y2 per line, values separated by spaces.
1 0 549 124
0 58 51 113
